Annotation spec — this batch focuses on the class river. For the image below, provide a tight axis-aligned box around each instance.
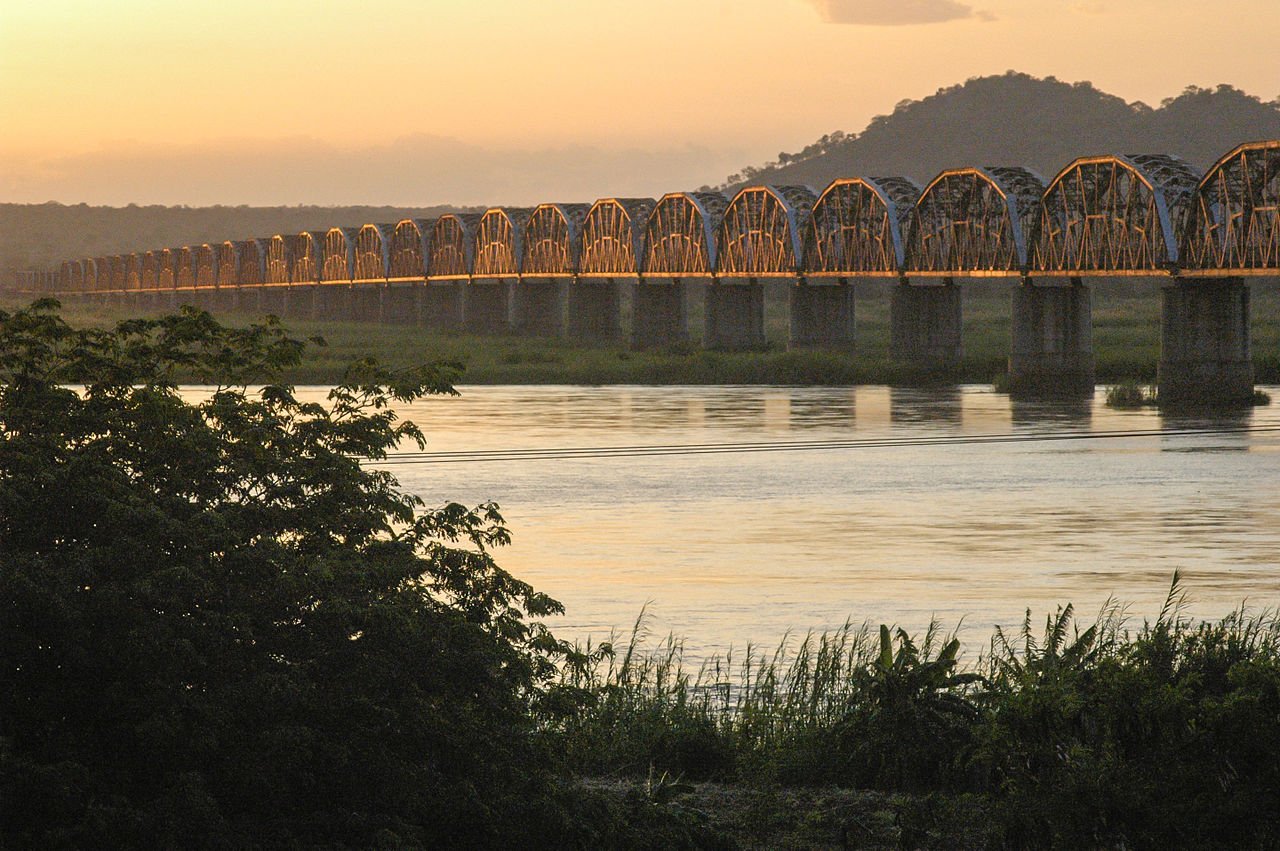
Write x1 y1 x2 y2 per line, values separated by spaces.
347 384 1280 661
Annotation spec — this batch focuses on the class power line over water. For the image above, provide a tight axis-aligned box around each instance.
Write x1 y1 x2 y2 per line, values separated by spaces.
366 423 1280 466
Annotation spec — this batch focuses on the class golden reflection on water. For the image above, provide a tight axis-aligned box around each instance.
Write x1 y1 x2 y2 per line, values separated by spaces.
330 384 1280 661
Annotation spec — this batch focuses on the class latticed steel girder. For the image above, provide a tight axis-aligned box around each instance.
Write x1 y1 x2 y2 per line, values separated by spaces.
473 208 533 278
805 176 920 277
194 245 219 288
40 138 1280 292
237 239 268 286
1032 154 1200 276
906 167 1045 276
217 242 241 287
389 219 431 280
123 253 141 290
265 236 293 285
580 198 656 277
643 191 728 277
292 232 326 285
322 227 359 283
430 213 482 279
523 203 590 277
354 223 395 282
177 248 198 289
1181 140 1280 275
717 185 817 278
141 252 159 289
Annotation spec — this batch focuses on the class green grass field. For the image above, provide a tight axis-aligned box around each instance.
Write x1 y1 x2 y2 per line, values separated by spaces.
17 278 1279 386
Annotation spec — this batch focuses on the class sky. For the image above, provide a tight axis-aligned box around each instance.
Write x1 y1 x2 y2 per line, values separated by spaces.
1 0 1277 207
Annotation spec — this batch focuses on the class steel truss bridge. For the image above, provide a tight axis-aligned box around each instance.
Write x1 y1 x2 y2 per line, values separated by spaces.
20 140 1277 293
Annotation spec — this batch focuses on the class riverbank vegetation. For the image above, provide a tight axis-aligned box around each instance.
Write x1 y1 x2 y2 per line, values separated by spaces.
3 302 1279 848
16 279 1280 388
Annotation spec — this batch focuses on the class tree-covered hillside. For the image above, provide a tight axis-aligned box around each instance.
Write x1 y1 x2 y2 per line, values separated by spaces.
712 72 1280 192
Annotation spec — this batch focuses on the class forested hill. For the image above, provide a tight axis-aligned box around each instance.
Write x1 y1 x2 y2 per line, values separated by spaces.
713 72 1280 193
0 203 468 278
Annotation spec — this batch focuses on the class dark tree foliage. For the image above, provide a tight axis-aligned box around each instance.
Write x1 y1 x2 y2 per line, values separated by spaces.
0 300 574 847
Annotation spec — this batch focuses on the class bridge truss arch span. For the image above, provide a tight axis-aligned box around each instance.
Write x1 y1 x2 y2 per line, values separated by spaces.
717 185 817 278
355 224 393 282
523 203 589 277
1181 140 1280 274
805 176 920 278
84 258 100 291
293 232 326 284
580 198 655 278
642 191 728 278
906 166 1046 276
473 208 533 279
429 213 481 280
195 245 219 288
390 219 430 280
266 236 292 284
108 256 126 291
322 227 358 283
237 239 267 286
218 242 241 287
141 252 159 289
61 260 83 293
124 254 141 290
1032 154 1200 275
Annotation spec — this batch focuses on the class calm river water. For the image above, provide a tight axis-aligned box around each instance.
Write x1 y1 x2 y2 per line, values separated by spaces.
346 385 1280 660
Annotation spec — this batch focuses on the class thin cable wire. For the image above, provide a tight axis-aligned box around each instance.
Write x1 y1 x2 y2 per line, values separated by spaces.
363 423 1280 466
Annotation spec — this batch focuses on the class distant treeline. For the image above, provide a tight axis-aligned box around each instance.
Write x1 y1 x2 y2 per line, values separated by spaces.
710 72 1280 191
0 203 473 281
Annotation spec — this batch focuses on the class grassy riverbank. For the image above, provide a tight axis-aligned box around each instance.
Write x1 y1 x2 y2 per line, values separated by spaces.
543 578 1280 847
23 279 1280 387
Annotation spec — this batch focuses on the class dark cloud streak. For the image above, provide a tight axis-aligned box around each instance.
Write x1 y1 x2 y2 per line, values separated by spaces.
805 0 993 25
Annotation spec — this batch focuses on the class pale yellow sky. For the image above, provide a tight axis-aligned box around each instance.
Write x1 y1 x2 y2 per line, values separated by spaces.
1 0 1277 205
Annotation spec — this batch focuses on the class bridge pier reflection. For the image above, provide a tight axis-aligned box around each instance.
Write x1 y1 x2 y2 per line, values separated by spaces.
1008 277 1094 397
789 279 855 350
890 278 962 370
1158 277 1253 406
705 278 765 350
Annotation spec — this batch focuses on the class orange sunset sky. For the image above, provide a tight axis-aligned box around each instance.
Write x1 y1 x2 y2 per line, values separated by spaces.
2 0 1277 207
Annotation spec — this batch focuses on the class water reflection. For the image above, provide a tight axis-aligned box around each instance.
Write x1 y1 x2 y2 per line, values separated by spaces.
1010 395 1094 429
346 383 1280 663
889 386 962 426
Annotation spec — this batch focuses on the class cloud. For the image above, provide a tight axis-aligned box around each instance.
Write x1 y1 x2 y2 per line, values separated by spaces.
0 135 743 208
804 0 993 25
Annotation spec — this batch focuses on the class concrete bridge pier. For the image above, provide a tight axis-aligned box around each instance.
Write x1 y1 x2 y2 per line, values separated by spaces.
890 279 963 371
381 284 417 325
312 285 351 322
348 285 380 323
1007 277 1095 397
1158 276 1253 406
464 280 511 334
289 286 317 321
705 278 766 351
568 277 622 343
258 285 284 314
512 278 565 336
790 279 855 349
632 278 689 350
421 282 464 331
